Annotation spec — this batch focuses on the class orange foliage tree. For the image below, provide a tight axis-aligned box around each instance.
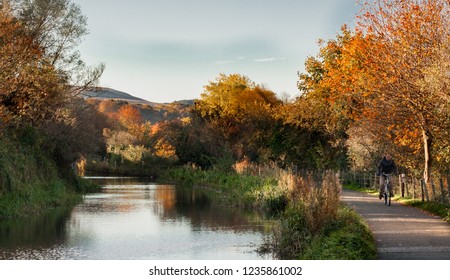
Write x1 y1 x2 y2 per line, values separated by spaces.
0 3 64 126
297 0 450 179
193 73 281 161
116 104 151 144
1 0 106 169
117 104 143 128
354 0 450 182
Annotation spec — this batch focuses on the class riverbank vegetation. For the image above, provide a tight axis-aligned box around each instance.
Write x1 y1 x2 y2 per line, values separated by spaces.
163 165 376 259
0 128 100 219
0 0 103 219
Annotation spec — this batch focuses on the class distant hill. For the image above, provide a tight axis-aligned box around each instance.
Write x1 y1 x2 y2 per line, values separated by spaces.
83 87 157 105
84 87 194 123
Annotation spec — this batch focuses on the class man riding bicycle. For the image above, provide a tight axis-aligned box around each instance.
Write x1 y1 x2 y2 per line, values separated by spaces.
377 153 397 199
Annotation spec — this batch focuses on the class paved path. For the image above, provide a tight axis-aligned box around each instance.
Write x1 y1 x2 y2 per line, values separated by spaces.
341 189 450 260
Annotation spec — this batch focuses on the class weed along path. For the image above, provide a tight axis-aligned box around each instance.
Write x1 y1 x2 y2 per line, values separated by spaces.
341 189 450 260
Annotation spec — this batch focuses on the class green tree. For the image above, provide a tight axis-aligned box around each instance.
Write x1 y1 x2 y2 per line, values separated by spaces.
153 118 229 169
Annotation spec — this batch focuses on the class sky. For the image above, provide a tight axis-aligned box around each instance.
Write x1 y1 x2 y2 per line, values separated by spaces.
72 0 360 103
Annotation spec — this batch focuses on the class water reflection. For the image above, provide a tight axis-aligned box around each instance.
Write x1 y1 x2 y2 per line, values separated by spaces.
0 208 70 249
0 177 271 260
161 186 264 233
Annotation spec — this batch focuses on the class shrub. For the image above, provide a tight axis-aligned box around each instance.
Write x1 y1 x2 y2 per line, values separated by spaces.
260 171 343 259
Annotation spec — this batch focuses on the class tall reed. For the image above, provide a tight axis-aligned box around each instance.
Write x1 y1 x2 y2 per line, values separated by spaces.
261 171 342 259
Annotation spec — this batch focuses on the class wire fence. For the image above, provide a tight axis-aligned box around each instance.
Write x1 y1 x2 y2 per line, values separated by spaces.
342 171 450 204
232 158 450 205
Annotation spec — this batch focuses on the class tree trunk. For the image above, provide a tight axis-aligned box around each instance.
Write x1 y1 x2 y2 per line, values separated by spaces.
422 129 432 189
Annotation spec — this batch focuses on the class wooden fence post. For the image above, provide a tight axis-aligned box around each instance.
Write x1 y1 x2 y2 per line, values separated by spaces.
447 176 450 201
421 179 425 202
439 178 446 203
413 178 417 199
375 172 378 190
400 174 405 198
405 174 410 197
430 178 437 202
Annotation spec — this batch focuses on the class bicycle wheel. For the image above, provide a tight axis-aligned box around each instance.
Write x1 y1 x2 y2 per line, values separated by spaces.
387 183 391 206
384 191 388 205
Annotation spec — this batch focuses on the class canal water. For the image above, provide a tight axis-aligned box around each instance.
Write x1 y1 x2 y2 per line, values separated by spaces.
0 177 272 260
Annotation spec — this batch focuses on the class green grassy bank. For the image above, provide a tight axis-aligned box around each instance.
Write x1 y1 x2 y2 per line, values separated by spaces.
0 135 99 220
161 166 376 260
161 166 285 213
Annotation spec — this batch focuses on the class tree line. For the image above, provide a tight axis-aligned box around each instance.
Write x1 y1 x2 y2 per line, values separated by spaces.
2 0 450 188
158 0 450 188
296 0 450 188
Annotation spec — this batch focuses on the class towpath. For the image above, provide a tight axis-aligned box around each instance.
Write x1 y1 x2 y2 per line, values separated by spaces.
341 189 450 260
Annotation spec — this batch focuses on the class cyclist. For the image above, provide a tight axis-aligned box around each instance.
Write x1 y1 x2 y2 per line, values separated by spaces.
377 153 397 199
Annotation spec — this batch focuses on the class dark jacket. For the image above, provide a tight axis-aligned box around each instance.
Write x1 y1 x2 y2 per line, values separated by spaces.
378 157 397 175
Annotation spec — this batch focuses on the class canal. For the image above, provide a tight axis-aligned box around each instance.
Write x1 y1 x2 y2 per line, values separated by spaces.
0 177 272 260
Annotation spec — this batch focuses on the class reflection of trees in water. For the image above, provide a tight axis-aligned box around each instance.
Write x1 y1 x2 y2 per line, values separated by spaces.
87 178 267 234
85 189 138 213
84 176 154 187
0 208 71 249
154 186 266 233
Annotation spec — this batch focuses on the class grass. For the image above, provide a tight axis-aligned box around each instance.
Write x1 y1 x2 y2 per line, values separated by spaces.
0 174 100 220
397 198 450 222
343 182 377 194
161 166 284 214
300 206 376 260
0 180 81 220
0 134 100 220
163 166 377 259
260 172 375 260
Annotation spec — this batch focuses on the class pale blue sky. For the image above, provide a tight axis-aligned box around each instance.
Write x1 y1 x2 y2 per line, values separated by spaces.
73 0 360 103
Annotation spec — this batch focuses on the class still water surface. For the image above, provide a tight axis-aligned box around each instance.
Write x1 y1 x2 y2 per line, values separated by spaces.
0 177 271 260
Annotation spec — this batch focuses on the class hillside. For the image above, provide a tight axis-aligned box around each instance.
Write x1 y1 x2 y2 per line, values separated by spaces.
84 87 194 123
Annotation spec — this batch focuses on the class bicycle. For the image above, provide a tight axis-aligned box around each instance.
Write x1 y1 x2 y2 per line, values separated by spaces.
382 173 392 206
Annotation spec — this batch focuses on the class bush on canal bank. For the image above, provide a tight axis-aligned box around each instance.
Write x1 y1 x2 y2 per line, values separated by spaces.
0 133 99 220
161 165 377 260
161 166 284 214
263 204 376 260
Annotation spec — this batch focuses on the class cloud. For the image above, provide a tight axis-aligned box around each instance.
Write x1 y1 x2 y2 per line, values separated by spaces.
254 57 286 63
214 60 233 65
254 57 276 63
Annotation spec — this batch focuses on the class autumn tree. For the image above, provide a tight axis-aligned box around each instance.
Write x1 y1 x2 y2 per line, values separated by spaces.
193 73 281 161
40 97 109 168
11 0 104 92
354 0 450 183
117 104 143 129
295 0 450 180
152 118 228 168
1 0 104 127
0 2 65 127
286 27 365 170
1 0 105 170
